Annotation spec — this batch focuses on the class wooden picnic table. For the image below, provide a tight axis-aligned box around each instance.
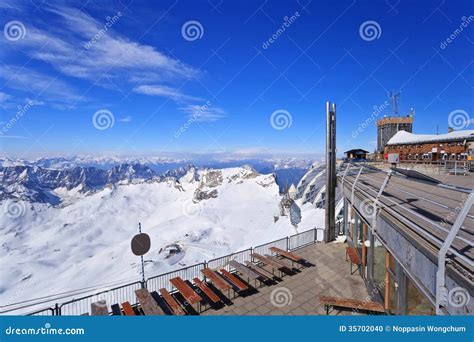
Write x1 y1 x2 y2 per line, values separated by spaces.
251 253 285 269
170 277 202 305
201 268 231 292
219 269 249 292
265 254 293 269
269 247 303 262
193 278 221 304
91 300 109 316
159 288 186 315
244 261 274 280
228 260 260 282
135 288 165 315
121 301 136 316
319 296 385 315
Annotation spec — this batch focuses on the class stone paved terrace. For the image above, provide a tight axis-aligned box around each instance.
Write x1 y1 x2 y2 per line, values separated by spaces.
202 242 371 315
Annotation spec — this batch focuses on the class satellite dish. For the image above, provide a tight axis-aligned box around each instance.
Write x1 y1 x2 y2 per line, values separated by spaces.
131 233 151 256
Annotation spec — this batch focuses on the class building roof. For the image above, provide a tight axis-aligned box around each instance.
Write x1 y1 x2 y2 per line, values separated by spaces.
387 130 474 145
344 149 369 154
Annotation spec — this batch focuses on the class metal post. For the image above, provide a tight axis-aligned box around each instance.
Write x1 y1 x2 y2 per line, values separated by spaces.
138 223 146 288
371 170 392 232
325 101 336 242
435 192 473 315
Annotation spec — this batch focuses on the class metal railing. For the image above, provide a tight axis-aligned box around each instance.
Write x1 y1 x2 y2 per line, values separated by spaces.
254 237 288 256
14 227 323 316
146 263 205 293
207 248 252 272
58 281 142 316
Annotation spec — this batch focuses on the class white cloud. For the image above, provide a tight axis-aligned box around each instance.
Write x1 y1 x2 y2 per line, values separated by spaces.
8 5 198 99
0 92 11 103
133 85 203 103
0 65 83 107
180 103 226 122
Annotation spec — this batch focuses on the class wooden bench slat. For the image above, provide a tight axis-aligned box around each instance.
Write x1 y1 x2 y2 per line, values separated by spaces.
159 288 186 315
135 288 165 316
121 301 136 316
170 277 202 304
228 260 260 281
219 269 249 291
320 296 385 313
111 303 122 316
269 247 303 261
265 254 293 269
244 261 273 279
193 278 221 304
201 268 231 291
251 253 285 269
346 247 361 265
91 300 109 316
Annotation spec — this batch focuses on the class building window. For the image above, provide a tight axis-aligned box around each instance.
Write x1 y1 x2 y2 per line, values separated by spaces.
407 279 435 315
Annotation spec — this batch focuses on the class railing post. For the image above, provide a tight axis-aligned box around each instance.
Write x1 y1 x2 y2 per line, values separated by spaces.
286 236 289 251
55 303 60 316
436 192 473 315
371 170 392 233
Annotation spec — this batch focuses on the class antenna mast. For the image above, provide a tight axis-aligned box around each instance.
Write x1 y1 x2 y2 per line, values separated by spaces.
389 90 400 116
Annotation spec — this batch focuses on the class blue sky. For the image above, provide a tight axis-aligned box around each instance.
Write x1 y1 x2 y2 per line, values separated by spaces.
0 0 472 159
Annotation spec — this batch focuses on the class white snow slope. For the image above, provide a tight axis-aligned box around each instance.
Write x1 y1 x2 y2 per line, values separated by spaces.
0 167 324 309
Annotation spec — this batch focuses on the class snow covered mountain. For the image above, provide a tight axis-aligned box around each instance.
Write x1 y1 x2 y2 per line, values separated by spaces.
0 165 325 310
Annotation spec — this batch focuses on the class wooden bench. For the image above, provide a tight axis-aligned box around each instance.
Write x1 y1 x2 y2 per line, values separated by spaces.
170 277 202 305
244 261 274 280
111 303 122 316
193 278 221 304
319 296 385 315
219 269 249 292
135 288 165 315
159 288 186 315
228 260 261 286
201 268 231 298
269 247 303 266
91 300 109 316
121 301 136 316
345 247 361 274
265 254 293 270
251 253 286 276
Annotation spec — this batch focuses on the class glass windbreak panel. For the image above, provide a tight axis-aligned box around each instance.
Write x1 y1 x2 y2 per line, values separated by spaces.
407 279 435 315
388 271 398 313
372 238 386 293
